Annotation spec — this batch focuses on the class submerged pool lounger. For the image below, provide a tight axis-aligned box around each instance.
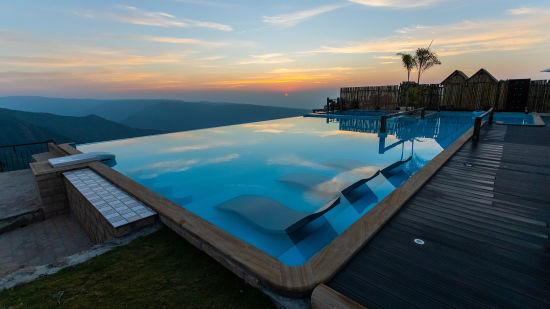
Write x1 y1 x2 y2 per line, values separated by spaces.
217 195 341 234
48 151 116 168
218 156 413 235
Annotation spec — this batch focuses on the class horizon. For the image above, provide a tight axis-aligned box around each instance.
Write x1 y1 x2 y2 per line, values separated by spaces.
1 0 549 108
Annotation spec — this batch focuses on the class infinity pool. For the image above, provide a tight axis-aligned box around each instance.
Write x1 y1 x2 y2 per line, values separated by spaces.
78 113 474 265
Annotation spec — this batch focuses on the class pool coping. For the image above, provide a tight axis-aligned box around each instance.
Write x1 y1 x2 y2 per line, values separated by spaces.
311 284 364 309
56 122 475 296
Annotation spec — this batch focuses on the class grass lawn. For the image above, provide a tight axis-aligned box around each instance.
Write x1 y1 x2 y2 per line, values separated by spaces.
0 227 275 308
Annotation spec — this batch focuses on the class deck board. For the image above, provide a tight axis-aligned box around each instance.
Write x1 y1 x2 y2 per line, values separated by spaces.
328 119 550 308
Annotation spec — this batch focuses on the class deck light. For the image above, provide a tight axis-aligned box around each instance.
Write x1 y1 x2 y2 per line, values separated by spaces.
414 238 425 245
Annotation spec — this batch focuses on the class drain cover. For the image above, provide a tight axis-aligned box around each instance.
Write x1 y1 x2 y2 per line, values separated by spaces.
414 238 425 245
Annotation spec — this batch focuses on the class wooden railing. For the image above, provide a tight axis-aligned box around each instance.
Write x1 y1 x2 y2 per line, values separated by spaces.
0 140 54 172
472 108 494 142
380 107 425 133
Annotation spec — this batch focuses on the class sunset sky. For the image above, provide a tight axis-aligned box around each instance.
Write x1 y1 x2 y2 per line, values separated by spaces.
1 0 549 108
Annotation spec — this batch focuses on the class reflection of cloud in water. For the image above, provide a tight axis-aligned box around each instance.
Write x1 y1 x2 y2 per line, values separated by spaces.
312 168 378 197
322 159 379 177
208 128 228 134
241 122 295 133
289 129 380 139
206 153 239 163
254 128 283 133
318 130 372 137
268 154 326 169
142 159 198 173
350 166 380 177
131 153 239 177
160 141 232 154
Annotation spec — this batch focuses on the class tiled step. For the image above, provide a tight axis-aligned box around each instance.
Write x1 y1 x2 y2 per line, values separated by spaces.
63 168 157 244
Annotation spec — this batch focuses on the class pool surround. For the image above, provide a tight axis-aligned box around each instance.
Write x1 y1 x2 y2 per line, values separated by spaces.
55 119 475 296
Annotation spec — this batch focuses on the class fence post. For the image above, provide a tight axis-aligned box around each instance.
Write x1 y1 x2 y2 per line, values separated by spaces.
473 117 481 143
380 115 387 133
489 109 494 125
421 108 425 119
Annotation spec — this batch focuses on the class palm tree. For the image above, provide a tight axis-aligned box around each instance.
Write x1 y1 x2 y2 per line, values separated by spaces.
414 42 441 84
397 53 416 82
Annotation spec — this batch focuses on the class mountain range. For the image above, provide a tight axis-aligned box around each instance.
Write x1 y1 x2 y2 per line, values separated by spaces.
0 108 160 145
0 97 308 146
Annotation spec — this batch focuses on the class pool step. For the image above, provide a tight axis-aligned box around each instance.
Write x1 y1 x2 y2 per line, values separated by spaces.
63 168 157 244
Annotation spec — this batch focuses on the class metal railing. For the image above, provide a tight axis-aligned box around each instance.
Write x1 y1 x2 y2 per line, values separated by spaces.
0 140 54 172
472 108 494 142
380 107 425 133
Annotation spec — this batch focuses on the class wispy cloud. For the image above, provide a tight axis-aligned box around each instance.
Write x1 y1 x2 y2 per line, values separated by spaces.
307 9 550 57
269 67 353 74
200 56 225 61
238 53 293 65
145 36 226 47
507 7 535 15
172 0 237 8
0 48 183 68
263 4 346 27
374 55 401 60
75 5 233 31
348 0 446 8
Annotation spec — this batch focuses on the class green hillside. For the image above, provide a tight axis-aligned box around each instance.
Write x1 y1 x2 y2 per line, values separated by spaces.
0 113 69 146
0 108 161 145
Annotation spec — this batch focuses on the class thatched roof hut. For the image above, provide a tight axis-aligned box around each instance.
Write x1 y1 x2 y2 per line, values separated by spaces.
467 68 498 84
441 70 468 85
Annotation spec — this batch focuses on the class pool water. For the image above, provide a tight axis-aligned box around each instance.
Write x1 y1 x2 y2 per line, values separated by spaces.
493 112 535 125
447 111 535 125
78 113 474 265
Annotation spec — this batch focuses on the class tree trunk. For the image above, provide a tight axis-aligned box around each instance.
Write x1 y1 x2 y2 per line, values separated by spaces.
407 69 410 82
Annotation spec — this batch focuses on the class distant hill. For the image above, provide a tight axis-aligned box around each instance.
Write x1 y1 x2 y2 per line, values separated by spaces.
86 100 164 121
0 108 161 146
0 113 70 145
0 96 104 117
122 101 308 132
0 97 308 126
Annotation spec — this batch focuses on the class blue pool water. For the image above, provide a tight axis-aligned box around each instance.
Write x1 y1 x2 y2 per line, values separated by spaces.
493 112 535 125
450 111 535 125
78 112 474 265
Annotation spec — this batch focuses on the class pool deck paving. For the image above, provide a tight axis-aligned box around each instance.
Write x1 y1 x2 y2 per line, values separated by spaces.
0 214 92 277
0 169 93 280
322 119 550 308
0 169 41 220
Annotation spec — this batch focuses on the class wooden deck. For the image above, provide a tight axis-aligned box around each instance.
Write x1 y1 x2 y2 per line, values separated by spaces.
326 119 550 308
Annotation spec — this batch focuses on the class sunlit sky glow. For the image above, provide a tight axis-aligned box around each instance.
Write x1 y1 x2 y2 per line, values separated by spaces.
1 0 549 108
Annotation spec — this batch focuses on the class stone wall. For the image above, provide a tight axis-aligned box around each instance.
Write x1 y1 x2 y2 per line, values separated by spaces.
34 172 68 218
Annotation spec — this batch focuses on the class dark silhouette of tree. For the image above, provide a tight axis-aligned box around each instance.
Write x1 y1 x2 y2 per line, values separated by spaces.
397 53 416 82
414 41 441 84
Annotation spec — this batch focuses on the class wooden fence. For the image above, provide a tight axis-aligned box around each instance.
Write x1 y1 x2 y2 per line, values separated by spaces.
340 80 550 112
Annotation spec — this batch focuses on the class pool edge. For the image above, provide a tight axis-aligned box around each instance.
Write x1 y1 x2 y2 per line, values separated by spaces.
533 112 546 126
56 123 475 296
